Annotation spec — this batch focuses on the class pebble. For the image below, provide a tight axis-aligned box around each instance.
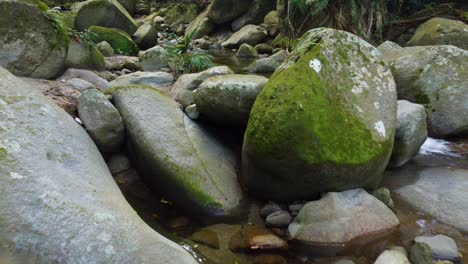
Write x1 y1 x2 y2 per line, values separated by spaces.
265 210 292 227
260 201 283 218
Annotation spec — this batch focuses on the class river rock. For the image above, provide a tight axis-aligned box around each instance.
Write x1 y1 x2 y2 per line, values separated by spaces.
414 235 460 261
77 89 125 153
242 28 397 201
133 22 158 50
407 17 468 50
185 104 199 120
260 201 283 218
410 242 433 264
246 49 288 73
66 78 95 91
74 0 138 35
65 39 106 70
390 100 428 167
377 41 402 60
186 10 214 39
110 71 174 90
105 55 140 72
255 44 274 54
206 0 251 24
236 43 258 58
229 225 288 252
163 3 199 32
385 45 468 138
289 189 399 255
384 165 468 233
265 210 292 227
0 0 67 79
139 45 170 71
96 41 115 57
231 0 276 31
58 68 111 91
371 187 394 210
107 153 131 174
222 25 268 49
89 26 139 56
264 11 280 36
0 66 197 264
194 74 268 125
374 250 411 264
109 86 244 219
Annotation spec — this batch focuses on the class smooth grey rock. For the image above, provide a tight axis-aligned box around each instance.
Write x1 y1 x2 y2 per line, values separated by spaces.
195 74 268 125
110 86 244 219
384 166 468 233
374 250 411 264
176 90 195 108
0 66 197 264
260 201 283 218
66 78 96 92
385 45 468 137
171 73 200 99
97 41 115 57
111 71 174 89
78 89 125 153
414 235 459 261
139 46 170 71
65 39 106 71
410 242 433 264
222 25 268 49
185 104 199 120
107 153 131 174
289 189 399 251
265 210 292 227
236 43 258 58
185 10 214 39
407 17 468 50
133 22 158 50
390 100 427 167
377 41 402 60
58 69 111 91
245 49 288 73
371 187 395 210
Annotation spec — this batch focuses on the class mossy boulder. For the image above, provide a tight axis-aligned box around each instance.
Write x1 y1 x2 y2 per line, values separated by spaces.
263 11 280 36
74 0 138 35
163 3 199 32
231 0 276 31
222 25 268 49
385 45 468 137
407 17 468 50
0 66 198 264
194 74 268 126
186 10 214 39
0 0 68 78
96 41 115 56
88 26 139 56
65 39 105 70
236 43 258 58
206 0 252 24
109 85 244 219
133 22 158 50
242 28 397 201
139 45 170 71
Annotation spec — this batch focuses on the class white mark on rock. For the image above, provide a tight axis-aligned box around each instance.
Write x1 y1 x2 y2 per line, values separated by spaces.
10 172 25 179
74 117 83 125
374 102 380 110
374 121 386 137
309 59 322 73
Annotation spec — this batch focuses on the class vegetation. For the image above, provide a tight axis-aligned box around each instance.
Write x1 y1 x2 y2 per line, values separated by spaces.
163 29 214 76
272 35 300 52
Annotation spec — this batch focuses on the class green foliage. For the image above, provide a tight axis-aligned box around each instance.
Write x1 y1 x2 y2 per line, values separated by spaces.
272 35 299 52
67 29 98 47
163 28 214 75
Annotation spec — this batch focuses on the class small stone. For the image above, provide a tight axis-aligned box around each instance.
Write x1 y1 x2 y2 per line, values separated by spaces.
176 90 195 108
371 187 395 210
96 41 115 57
236 43 258 58
374 250 411 264
107 153 131 174
288 203 305 212
229 225 287 252
190 229 220 249
410 242 433 264
414 235 460 261
121 69 132 74
265 210 292 227
185 104 199 120
260 201 283 218
255 44 274 54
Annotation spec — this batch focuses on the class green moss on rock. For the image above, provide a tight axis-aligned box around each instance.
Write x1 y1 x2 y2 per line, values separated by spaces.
88 26 139 56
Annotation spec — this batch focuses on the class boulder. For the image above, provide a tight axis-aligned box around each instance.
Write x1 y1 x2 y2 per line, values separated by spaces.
66 78 95 91
96 41 115 57
206 0 252 24
374 250 411 264
0 0 67 78
377 41 402 60
74 0 138 35
263 11 280 36
414 235 460 261
0 66 197 264
186 11 214 39
77 89 125 153
105 55 140 71
389 100 427 167
242 28 397 201
245 49 288 73
255 44 274 54
109 86 244 219
231 0 276 31
194 74 268 125
57 68 111 91
288 189 399 254
222 25 268 49
386 45 468 137
110 71 174 90
65 39 106 70
410 242 433 264
384 165 468 233
163 3 199 32
133 22 158 50
106 153 131 174
89 26 139 56
236 43 258 58
371 187 395 210
139 45 170 71
185 104 199 120
407 17 468 50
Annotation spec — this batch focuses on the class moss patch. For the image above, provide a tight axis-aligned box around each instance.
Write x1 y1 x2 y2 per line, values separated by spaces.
88 26 139 56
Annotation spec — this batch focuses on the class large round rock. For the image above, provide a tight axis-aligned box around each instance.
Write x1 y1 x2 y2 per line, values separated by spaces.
0 67 197 264
242 28 397 201
0 0 67 78
110 86 244 219
195 74 268 126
